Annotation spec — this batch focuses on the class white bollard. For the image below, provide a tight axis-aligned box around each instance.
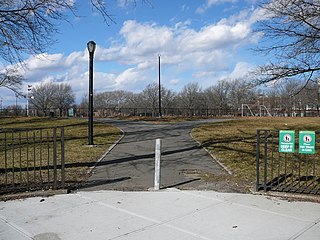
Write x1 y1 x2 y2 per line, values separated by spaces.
154 139 161 190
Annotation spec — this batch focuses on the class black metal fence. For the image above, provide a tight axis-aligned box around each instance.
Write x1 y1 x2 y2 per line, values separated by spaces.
0 127 65 194
256 130 320 195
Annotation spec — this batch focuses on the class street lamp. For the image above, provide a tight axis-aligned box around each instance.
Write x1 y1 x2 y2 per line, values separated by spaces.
15 93 18 116
26 85 32 117
87 40 96 145
158 55 162 117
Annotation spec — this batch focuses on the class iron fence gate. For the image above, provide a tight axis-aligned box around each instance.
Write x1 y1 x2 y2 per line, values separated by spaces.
256 130 320 195
0 127 65 194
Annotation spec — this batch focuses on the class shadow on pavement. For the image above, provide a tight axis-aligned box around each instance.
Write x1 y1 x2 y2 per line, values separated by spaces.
79 177 131 191
161 178 201 189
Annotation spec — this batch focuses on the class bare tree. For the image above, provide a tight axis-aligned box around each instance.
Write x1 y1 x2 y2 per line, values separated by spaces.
254 0 320 88
265 79 319 116
141 83 159 115
211 80 231 110
79 94 88 109
0 68 24 94
297 81 319 114
29 82 56 115
4 104 23 116
125 92 142 108
30 82 75 115
52 83 75 116
203 86 219 109
0 0 148 64
94 92 113 109
161 88 177 109
228 79 255 109
0 0 74 64
94 90 132 109
275 79 302 114
178 82 202 115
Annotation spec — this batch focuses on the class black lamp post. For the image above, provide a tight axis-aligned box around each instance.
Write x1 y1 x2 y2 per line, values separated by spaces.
158 55 162 117
87 40 96 145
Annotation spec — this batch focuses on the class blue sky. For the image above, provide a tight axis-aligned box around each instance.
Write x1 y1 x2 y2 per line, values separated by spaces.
1 0 270 106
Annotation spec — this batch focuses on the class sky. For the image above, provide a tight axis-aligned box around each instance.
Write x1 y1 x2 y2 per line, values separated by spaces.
1 0 270 107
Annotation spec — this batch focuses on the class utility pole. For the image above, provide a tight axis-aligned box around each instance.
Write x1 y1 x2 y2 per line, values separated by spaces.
0 97 2 116
158 55 162 117
317 78 320 117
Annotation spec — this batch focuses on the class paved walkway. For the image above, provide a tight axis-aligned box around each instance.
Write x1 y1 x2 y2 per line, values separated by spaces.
1 189 319 240
82 119 233 191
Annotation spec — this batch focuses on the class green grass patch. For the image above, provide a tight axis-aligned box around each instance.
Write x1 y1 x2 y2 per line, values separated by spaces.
192 117 320 192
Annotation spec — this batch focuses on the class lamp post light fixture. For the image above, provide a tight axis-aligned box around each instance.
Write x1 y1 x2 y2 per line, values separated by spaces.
87 40 96 145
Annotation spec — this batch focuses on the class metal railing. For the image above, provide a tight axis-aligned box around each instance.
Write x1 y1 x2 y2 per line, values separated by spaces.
256 130 319 195
0 127 65 193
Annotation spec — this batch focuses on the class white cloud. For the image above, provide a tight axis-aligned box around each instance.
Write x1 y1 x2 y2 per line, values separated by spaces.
196 0 238 14
1 6 264 105
65 51 86 66
169 79 180 85
229 61 254 79
25 53 64 70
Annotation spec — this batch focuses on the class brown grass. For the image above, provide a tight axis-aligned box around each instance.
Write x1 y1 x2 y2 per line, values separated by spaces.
192 117 320 191
0 117 121 187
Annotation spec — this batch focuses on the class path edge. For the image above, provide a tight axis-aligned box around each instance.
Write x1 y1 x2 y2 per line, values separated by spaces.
190 132 232 175
87 128 125 175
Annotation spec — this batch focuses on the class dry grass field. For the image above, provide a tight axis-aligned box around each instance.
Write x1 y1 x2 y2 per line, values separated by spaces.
0 117 121 188
192 117 320 192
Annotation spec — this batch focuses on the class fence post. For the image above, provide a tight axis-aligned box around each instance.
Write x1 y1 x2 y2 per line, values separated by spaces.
53 128 57 190
256 130 260 191
263 130 268 192
4 131 8 189
154 139 161 190
61 127 65 188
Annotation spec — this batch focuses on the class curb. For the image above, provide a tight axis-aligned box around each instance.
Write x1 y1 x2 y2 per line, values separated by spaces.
250 189 320 203
0 189 67 202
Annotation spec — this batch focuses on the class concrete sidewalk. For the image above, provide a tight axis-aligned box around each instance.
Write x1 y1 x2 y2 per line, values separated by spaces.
0 189 319 240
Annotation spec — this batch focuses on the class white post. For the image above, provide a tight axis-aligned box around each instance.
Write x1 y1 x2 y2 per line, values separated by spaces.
154 139 161 190
241 104 244 117
26 97 29 117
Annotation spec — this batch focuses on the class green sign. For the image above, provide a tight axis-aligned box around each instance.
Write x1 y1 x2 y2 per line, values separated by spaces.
279 130 295 153
299 131 315 154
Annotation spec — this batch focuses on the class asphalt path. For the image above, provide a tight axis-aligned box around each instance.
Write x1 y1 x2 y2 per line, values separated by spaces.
81 118 234 192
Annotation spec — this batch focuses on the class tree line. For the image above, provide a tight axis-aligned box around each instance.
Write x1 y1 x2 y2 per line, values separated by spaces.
2 77 319 116
3 82 75 117
82 79 319 116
